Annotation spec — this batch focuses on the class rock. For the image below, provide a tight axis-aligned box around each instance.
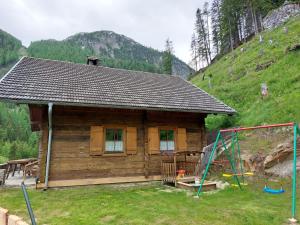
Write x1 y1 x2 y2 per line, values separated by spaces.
263 3 300 30
249 152 266 174
264 147 293 169
255 60 275 71
277 144 284 149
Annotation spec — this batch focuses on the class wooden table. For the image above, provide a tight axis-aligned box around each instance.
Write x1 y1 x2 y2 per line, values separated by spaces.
6 158 37 179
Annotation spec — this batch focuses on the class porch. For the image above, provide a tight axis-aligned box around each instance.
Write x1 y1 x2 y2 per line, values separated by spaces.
160 148 227 192
160 151 203 185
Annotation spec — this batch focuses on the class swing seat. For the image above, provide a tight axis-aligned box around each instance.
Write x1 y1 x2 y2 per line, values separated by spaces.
231 183 248 187
263 186 285 194
223 172 254 177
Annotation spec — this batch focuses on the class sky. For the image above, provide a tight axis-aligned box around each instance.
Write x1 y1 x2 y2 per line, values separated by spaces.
0 0 209 64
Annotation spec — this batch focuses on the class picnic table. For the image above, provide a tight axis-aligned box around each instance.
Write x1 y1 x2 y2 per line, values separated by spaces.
6 158 37 179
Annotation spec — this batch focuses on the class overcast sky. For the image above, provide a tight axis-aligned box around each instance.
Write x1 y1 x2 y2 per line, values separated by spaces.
0 0 209 63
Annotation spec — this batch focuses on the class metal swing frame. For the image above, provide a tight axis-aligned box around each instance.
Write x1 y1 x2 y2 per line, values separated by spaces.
196 122 300 221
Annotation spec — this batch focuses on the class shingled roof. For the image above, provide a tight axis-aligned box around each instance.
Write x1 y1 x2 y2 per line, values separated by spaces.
0 57 236 114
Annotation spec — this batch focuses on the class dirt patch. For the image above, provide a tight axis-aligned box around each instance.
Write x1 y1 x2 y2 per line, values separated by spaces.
100 215 116 223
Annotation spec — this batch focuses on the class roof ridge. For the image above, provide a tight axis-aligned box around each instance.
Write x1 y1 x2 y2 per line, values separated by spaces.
23 56 180 79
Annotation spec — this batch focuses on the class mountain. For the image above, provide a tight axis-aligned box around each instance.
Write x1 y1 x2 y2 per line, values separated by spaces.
0 29 23 76
191 16 300 130
28 31 193 78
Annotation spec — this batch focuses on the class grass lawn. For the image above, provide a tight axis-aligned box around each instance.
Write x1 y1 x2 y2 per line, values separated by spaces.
0 179 299 225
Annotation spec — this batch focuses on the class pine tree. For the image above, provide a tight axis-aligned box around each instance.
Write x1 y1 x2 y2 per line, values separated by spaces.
203 2 212 61
190 33 198 71
162 38 174 75
191 0 284 61
211 0 222 55
195 8 211 66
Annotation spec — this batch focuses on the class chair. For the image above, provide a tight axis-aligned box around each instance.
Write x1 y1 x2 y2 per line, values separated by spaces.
23 161 39 179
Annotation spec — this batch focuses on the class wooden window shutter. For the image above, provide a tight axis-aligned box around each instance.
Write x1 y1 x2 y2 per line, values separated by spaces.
148 127 160 154
177 128 187 152
126 127 137 154
90 126 103 155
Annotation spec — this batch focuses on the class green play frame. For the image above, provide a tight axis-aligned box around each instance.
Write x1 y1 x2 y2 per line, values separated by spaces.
197 122 300 222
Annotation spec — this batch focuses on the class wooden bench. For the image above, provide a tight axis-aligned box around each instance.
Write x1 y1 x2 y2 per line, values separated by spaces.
6 158 37 179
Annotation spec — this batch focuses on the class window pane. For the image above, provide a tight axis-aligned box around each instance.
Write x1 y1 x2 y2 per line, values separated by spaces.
167 130 174 140
167 141 175 150
160 141 167 151
116 129 123 141
106 129 114 141
115 141 123 151
160 130 167 140
105 141 115 151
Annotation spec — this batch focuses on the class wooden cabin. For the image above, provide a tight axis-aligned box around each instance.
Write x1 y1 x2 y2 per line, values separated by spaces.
0 57 235 188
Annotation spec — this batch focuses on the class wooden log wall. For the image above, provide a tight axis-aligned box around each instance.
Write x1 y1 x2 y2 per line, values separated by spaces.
36 105 206 183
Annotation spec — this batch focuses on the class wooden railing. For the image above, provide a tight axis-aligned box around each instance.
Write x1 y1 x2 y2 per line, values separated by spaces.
161 161 200 184
161 162 176 183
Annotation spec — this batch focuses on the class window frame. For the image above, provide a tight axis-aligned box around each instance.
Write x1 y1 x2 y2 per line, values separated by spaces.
159 128 176 152
104 127 126 154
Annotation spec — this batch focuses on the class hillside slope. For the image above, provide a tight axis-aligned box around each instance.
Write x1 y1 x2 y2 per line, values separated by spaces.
0 29 22 67
28 31 193 78
191 16 300 129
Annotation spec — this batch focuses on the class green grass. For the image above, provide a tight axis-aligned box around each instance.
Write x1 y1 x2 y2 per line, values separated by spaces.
191 16 300 130
0 180 299 225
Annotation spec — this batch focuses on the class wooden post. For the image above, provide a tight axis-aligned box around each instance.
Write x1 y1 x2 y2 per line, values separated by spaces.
8 215 21 225
0 207 8 225
143 111 149 178
174 152 177 186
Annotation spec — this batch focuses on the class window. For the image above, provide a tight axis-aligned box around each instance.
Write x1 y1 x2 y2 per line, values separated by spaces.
105 128 123 152
160 129 175 151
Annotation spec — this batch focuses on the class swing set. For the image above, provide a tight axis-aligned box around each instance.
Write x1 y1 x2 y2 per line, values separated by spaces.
197 122 300 222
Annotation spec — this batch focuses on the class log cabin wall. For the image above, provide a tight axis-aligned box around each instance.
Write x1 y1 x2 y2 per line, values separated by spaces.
37 105 206 183
145 111 206 176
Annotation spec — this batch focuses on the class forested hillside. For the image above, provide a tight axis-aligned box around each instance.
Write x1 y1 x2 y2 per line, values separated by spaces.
0 30 38 163
189 0 298 70
191 16 300 130
28 31 193 78
0 29 22 66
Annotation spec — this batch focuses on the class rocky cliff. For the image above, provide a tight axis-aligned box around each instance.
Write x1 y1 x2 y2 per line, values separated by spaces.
263 2 300 30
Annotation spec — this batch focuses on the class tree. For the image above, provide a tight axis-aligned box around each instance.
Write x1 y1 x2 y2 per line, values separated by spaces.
211 0 222 55
162 38 174 75
191 0 286 60
195 8 211 66
203 2 212 61
190 33 198 71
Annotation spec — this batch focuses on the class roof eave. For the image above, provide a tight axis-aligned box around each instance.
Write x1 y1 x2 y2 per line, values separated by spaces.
0 97 236 115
